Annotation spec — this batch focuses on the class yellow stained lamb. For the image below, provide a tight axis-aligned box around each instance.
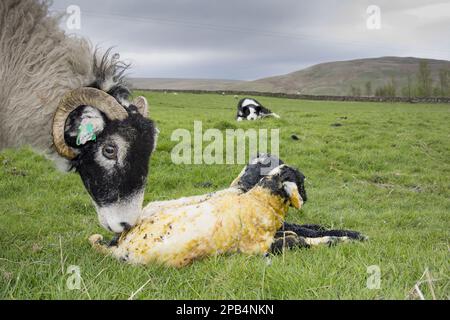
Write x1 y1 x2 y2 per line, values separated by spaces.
90 161 305 267
89 154 366 267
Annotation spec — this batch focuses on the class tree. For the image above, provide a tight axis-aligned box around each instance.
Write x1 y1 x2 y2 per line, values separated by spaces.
432 87 441 97
416 61 433 97
375 85 389 97
365 81 372 96
389 77 397 97
374 77 397 97
375 86 383 97
439 69 449 97
350 86 361 97
401 86 409 97
406 74 414 98
402 75 416 98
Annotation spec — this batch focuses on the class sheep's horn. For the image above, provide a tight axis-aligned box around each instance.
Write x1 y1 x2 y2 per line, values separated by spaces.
52 87 129 159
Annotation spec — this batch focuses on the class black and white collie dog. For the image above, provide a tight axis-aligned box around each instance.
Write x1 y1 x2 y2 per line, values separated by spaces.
236 98 280 121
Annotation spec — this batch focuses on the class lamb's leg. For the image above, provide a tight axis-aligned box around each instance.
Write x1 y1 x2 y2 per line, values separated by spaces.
280 222 367 242
269 113 280 119
88 234 115 255
260 113 280 119
270 231 310 253
304 236 353 246
88 234 134 263
269 231 354 253
270 223 327 253
276 222 368 247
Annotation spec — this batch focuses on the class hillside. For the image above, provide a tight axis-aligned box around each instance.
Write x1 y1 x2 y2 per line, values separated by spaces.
129 57 450 96
230 57 450 96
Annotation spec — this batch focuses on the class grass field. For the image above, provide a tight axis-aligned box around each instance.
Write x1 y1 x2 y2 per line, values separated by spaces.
0 92 449 299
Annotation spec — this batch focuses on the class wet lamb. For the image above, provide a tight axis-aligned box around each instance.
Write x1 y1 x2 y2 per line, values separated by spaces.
90 163 306 267
89 154 367 267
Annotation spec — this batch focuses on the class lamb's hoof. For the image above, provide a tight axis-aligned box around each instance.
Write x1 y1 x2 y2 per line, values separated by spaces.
358 234 369 241
89 234 104 246
347 231 369 242
326 233 368 246
297 236 311 249
340 230 369 242
326 236 340 247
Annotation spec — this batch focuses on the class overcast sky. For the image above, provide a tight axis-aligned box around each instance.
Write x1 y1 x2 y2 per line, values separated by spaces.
50 0 450 80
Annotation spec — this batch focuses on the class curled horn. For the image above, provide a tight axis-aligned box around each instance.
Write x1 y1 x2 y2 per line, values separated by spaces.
52 87 128 159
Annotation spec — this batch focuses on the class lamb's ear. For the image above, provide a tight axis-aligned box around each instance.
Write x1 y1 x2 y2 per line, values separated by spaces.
64 106 106 148
283 181 302 209
230 165 250 188
132 96 149 117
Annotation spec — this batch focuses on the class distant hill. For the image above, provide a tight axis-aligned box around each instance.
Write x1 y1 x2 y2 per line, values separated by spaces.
130 57 450 96
229 57 450 96
130 78 244 91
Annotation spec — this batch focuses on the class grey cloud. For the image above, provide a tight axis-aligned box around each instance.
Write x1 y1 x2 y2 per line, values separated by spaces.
51 0 450 79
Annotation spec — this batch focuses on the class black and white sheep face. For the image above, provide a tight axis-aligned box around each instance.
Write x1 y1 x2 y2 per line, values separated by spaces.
258 164 307 206
64 104 157 233
231 153 307 206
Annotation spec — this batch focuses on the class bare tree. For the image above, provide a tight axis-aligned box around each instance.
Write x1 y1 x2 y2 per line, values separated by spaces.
407 74 413 98
350 85 361 97
365 81 372 96
375 78 396 97
416 61 433 97
439 69 449 97
390 77 397 97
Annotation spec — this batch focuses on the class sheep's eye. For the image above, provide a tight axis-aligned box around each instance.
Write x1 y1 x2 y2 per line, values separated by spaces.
102 144 117 159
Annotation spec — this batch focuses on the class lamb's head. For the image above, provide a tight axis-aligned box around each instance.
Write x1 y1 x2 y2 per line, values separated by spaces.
52 88 157 233
230 153 284 191
257 164 307 209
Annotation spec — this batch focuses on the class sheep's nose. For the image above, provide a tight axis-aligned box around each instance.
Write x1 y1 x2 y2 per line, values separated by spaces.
120 222 132 231
95 191 145 233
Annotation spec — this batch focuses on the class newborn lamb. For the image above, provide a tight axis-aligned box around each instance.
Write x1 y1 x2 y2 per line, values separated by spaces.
90 163 306 267
89 154 366 267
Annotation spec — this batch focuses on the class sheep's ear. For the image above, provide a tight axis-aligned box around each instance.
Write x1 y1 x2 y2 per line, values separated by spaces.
230 166 247 188
283 181 302 209
132 96 149 117
64 106 105 148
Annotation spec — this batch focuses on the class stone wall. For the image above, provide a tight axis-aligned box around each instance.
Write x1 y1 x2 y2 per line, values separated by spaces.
134 89 450 104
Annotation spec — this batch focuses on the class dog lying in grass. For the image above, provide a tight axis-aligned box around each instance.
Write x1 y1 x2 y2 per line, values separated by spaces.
89 154 366 267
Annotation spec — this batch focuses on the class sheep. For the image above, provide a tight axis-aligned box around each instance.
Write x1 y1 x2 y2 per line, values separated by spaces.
229 154 367 249
0 0 158 233
89 154 366 267
236 98 280 121
89 163 305 267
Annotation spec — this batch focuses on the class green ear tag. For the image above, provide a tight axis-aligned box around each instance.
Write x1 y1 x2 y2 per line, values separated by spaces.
76 123 96 146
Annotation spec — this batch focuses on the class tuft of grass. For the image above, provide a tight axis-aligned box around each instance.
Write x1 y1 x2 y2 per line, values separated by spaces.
214 120 237 130
0 92 449 299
